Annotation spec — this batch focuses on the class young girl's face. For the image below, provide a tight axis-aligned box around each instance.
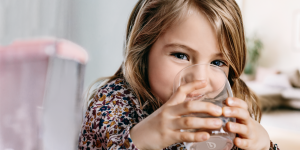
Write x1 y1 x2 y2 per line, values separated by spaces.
148 8 230 103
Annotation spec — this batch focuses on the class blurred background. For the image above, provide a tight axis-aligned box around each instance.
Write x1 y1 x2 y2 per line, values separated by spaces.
0 0 299 149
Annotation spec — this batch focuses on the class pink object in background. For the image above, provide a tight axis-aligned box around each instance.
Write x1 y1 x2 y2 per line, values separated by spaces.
0 38 88 150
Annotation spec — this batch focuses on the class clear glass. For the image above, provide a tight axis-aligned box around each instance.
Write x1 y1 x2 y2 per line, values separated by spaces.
173 64 236 150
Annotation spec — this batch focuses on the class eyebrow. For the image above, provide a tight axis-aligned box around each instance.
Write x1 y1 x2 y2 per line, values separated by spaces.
164 43 223 57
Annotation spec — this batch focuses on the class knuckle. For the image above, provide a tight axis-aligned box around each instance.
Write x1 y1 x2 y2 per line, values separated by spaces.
158 110 169 126
204 119 211 127
184 101 194 110
232 108 238 115
177 86 185 94
183 118 194 127
160 131 169 141
180 134 191 142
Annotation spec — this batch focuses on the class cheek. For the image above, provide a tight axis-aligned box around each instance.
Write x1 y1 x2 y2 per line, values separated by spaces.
148 54 180 102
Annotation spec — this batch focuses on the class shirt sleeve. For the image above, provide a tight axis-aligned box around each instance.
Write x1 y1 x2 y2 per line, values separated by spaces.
78 87 139 150
269 140 280 150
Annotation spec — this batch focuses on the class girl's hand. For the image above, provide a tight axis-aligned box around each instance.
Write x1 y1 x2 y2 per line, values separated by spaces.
223 97 270 150
130 80 223 150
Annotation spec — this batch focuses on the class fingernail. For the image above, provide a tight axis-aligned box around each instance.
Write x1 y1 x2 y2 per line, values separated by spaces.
229 122 235 130
202 134 208 140
235 137 241 145
224 108 231 115
228 98 234 105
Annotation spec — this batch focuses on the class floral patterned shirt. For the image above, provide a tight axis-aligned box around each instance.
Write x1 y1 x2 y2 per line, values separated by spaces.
78 78 279 150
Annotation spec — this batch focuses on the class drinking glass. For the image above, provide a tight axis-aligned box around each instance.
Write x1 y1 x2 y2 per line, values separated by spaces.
173 64 236 150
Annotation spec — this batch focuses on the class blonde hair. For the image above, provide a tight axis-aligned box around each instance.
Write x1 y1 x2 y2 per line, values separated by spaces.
87 0 261 121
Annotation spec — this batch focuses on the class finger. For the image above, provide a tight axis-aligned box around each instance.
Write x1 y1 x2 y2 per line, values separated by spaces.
169 101 222 116
226 122 249 138
167 80 207 105
225 97 248 110
186 90 205 98
171 117 222 130
223 106 250 124
234 137 251 149
174 131 210 143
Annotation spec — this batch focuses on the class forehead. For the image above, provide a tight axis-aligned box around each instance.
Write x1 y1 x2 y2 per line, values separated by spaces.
159 7 221 56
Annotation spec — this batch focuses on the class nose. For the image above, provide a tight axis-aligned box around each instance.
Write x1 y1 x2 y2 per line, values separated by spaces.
181 64 225 92
184 64 209 83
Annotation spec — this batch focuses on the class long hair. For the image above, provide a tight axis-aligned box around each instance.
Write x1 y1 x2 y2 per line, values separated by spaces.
87 0 261 122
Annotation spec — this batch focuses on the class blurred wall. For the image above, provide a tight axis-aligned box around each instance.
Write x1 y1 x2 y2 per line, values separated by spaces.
0 0 72 45
70 0 138 89
243 0 300 71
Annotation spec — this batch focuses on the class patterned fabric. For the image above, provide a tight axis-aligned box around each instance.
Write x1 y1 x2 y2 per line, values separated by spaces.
78 78 279 150
269 141 280 150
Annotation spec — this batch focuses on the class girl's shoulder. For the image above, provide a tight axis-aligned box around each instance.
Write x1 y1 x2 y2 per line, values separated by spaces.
87 78 146 120
79 78 145 149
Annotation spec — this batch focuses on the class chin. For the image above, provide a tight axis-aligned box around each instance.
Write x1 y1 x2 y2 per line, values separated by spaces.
158 91 173 104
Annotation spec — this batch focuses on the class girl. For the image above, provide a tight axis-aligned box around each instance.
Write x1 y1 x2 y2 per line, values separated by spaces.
78 0 280 149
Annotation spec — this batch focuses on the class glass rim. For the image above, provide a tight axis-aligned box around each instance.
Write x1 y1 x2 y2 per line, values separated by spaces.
173 63 231 97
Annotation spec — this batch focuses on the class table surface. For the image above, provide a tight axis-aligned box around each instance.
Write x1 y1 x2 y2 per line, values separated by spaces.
261 109 300 134
261 109 300 149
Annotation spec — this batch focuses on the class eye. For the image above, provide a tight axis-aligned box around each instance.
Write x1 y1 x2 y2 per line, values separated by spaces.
211 60 227 67
171 53 189 60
